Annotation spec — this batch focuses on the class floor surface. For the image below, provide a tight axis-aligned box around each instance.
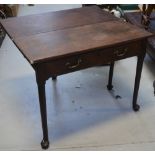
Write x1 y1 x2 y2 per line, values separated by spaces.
0 4 155 151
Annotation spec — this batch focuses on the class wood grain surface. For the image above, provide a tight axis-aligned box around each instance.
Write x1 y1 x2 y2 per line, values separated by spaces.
0 6 117 38
0 6 152 64
14 20 152 64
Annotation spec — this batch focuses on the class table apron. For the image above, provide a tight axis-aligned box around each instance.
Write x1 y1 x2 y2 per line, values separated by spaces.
34 40 143 82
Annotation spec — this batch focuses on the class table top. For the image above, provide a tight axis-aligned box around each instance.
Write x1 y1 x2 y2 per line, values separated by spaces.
0 6 152 64
1 6 117 39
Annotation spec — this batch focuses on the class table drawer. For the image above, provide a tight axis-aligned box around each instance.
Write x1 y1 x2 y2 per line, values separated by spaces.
43 41 142 76
99 41 142 62
44 51 101 75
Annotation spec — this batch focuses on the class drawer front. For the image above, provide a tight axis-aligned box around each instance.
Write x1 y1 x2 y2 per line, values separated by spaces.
43 41 142 76
99 41 142 62
44 51 101 75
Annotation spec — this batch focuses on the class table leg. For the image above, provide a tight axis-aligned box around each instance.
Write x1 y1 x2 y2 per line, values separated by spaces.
153 80 155 96
107 62 115 90
132 54 145 111
37 82 49 149
52 76 57 80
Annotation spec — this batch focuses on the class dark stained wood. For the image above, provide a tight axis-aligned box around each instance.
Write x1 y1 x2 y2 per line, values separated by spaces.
14 20 151 64
132 48 146 111
0 6 153 149
153 80 155 95
33 41 143 81
37 82 49 149
107 62 115 90
0 6 117 39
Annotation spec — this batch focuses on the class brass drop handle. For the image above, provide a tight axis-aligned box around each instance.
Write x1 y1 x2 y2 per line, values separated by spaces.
65 58 82 69
114 48 128 57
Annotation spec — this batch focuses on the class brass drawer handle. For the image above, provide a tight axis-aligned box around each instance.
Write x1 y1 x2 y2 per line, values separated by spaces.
65 58 82 69
114 48 128 57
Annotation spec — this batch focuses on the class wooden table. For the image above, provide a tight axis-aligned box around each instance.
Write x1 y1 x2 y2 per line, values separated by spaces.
0 6 152 149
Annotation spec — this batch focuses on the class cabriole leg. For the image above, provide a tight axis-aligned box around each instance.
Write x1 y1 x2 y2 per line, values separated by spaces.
132 54 145 112
37 81 49 149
